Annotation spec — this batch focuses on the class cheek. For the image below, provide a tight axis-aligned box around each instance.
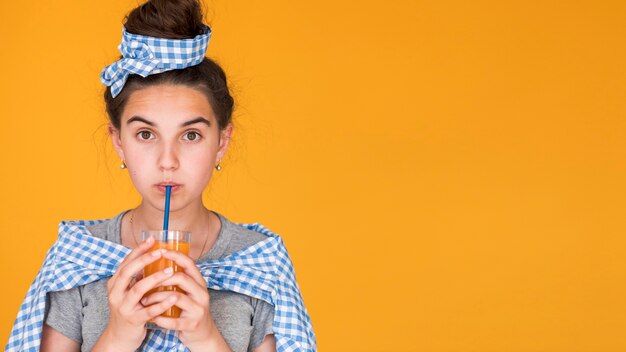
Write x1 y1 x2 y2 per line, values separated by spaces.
187 149 215 170
127 162 150 187
126 150 152 169
123 145 153 184
186 149 216 183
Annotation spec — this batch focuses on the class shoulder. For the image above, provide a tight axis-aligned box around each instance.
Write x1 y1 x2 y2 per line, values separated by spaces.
217 213 276 256
86 221 109 240
223 219 271 253
65 210 126 243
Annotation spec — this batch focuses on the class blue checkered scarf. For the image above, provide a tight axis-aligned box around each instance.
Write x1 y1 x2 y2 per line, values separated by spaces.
100 26 211 98
5 219 316 352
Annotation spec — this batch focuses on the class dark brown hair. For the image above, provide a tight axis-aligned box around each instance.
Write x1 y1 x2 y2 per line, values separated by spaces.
104 0 234 132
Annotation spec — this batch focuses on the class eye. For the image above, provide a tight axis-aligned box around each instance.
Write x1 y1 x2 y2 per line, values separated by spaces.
183 131 202 141
137 130 154 141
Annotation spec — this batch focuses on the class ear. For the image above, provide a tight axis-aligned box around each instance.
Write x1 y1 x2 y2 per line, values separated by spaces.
216 123 234 162
108 123 126 161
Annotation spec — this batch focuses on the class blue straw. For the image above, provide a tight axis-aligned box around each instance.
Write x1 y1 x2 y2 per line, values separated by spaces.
163 186 171 235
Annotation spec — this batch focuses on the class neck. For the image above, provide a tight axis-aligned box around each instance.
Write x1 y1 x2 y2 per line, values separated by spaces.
134 199 210 233
125 199 219 259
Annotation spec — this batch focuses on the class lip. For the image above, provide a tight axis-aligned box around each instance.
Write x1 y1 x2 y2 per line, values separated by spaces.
155 183 182 193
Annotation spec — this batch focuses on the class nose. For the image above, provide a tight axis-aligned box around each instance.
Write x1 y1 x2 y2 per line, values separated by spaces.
158 140 179 173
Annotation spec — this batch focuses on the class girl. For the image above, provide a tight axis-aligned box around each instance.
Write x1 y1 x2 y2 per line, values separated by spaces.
5 0 315 351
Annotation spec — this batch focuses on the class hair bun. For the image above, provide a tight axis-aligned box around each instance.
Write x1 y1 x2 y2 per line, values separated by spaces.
124 0 205 39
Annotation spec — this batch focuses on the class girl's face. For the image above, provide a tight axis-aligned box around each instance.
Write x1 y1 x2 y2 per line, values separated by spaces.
109 84 232 212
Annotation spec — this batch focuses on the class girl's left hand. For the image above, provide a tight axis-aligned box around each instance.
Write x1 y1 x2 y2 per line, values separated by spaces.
140 250 231 351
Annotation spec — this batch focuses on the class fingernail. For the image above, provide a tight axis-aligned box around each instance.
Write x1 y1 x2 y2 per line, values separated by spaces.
164 267 173 274
168 295 178 303
141 297 147 304
145 237 154 244
152 250 161 258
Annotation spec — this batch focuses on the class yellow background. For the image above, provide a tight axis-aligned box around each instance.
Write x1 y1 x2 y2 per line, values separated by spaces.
1 0 625 351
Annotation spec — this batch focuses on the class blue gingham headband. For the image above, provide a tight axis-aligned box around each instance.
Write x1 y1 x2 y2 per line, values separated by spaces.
100 25 212 97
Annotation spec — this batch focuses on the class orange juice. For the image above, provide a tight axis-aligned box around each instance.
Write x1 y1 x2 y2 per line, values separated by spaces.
143 240 190 318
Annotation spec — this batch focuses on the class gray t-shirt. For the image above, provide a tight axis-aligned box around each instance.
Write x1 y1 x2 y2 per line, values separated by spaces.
44 210 275 352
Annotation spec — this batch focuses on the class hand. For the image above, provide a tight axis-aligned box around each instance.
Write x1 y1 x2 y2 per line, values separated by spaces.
94 237 180 351
141 250 231 351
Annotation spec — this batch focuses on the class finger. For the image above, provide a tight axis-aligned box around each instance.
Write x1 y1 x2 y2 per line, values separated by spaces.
151 315 184 331
119 236 155 269
141 290 177 306
125 266 176 308
128 267 147 288
110 249 164 299
141 294 180 321
159 272 208 302
151 292 202 331
151 296 199 333
143 291 198 315
108 237 154 288
161 250 206 286
108 236 155 291
164 292 198 315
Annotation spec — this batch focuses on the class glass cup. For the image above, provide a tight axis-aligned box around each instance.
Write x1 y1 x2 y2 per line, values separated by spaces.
141 230 191 330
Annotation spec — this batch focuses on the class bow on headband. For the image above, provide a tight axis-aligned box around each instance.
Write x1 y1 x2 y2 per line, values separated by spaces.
100 26 211 97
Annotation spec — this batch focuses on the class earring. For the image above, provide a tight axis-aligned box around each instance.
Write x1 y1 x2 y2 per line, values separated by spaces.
120 161 127 169
215 161 222 171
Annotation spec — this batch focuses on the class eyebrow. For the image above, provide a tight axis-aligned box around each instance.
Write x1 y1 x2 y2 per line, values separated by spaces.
127 116 211 128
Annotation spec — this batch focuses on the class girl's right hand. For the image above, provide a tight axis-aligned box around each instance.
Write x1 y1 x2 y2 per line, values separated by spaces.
94 236 179 351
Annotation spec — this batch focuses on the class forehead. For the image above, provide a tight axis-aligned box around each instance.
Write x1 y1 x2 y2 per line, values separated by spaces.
122 84 216 126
